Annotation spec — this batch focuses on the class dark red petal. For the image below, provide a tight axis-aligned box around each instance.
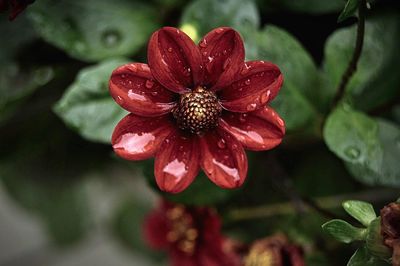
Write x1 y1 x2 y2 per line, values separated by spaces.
199 128 247 189
199 27 245 90
109 63 176 117
219 61 283 112
219 106 285 151
143 208 169 249
154 130 200 193
111 114 174 160
148 27 204 94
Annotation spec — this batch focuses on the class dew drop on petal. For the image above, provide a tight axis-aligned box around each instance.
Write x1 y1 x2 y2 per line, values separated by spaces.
145 80 154 89
217 138 226 149
239 113 247 123
344 146 360 160
240 64 250 75
223 58 231 70
216 28 224 33
167 47 173 52
260 90 271 103
116 96 124 105
199 39 207 48
151 91 158 96
246 103 257 111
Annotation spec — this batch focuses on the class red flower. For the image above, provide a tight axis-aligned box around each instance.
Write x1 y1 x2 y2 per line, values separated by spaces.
110 27 285 193
381 202 400 266
143 201 241 266
0 0 34 20
243 234 305 266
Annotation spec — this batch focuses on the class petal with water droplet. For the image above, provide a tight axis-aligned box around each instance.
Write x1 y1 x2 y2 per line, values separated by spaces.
199 128 247 189
219 61 283 112
109 63 176 117
148 27 204 94
155 130 200 193
112 114 174 160
220 107 285 151
199 27 245 90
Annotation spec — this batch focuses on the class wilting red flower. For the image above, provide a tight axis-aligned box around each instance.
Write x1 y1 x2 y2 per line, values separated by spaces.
143 201 241 266
243 234 305 266
110 27 284 193
381 202 400 266
0 0 34 20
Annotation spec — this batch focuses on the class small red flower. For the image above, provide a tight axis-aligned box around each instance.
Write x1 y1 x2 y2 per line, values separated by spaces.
381 202 400 266
143 201 241 266
0 0 34 20
110 27 285 193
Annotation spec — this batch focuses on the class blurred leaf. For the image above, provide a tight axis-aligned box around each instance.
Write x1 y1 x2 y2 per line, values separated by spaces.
0 14 53 123
338 0 359 23
142 160 237 206
365 218 391 259
252 25 319 131
28 0 160 62
323 106 384 184
322 13 400 111
0 156 90 246
342 200 376 227
54 58 129 143
180 0 259 38
112 199 163 260
322 219 367 243
348 246 390 266
345 119 400 187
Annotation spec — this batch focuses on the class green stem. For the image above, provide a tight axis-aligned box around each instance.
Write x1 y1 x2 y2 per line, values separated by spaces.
228 188 398 221
331 0 367 108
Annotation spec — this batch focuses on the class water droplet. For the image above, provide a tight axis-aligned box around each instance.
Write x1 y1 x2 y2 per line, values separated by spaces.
223 58 231 70
116 96 124 105
202 51 207 56
216 28 224 33
239 113 247 123
102 29 121 48
151 91 158 96
199 39 207 48
145 80 154 89
179 145 184 151
129 64 138 72
165 138 170 144
240 64 250 75
167 47 173 52
217 139 226 149
121 74 126 79
260 90 271 103
245 79 251 85
344 146 360 160
246 103 257 111
222 49 228 55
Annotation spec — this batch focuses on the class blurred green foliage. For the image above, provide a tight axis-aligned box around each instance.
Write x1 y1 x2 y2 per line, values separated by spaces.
0 0 399 265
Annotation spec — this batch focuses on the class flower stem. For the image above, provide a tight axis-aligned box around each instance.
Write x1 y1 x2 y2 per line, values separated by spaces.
331 0 367 108
228 188 399 221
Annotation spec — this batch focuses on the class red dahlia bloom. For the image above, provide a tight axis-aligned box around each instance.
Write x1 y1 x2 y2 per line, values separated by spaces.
110 27 285 193
0 0 34 20
143 201 241 266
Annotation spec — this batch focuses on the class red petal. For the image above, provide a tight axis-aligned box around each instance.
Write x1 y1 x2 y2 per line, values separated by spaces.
154 130 200 193
143 208 169 249
109 63 176 117
148 27 204 94
219 61 283 112
199 128 247 189
219 106 285 151
111 114 174 160
199 27 245 90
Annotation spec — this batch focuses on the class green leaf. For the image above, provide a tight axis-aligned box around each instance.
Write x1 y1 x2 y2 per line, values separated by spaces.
348 246 390 266
342 200 376 226
0 15 53 123
322 13 400 111
28 0 160 62
345 119 400 187
338 0 359 23
54 58 129 143
322 219 367 243
323 105 383 181
252 25 319 131
180 0 259 39
365 218 392 259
